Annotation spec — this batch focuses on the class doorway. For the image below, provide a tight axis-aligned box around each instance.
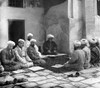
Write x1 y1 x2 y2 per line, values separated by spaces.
97 0 100 16
8 19 25 46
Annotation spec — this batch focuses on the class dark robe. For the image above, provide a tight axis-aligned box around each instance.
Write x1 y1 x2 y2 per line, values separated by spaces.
0 48 22 71
90 46 100 65
43 40 57 55
27 45 46 65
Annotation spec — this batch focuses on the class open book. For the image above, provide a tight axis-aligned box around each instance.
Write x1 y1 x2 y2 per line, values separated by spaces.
28 66 44 71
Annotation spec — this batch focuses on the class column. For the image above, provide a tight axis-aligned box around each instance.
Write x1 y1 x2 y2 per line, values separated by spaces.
69 0 84 53
85 0 95 38
68 0 73 18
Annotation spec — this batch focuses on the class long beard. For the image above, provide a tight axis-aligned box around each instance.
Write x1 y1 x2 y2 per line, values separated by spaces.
31 44 34 47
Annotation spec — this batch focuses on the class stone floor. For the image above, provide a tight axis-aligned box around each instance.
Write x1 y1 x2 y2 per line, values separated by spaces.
0 65 100 88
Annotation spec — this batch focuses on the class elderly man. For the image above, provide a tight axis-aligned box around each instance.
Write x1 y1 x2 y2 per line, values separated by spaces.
25 33 40 54
63 40 86 71
0 50 4 73
89 38 100 66
81 39 91 69
43 34 57 55
0 41 23 71
15 39 33 67
27 39 46 66
25 33 33 48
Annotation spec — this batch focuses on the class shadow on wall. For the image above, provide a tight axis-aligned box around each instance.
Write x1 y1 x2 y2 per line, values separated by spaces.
42 1 70 54
43 0 66 14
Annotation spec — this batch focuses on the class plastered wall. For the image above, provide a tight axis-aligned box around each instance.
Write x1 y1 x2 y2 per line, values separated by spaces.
0 2 44 48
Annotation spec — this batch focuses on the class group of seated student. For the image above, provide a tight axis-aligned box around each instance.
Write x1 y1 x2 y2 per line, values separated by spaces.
0 33 58 72
0 32 100 72
63 37 100 71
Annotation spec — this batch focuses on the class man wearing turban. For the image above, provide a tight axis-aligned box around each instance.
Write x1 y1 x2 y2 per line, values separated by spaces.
63 40 86 71
88 38 100 66
14 39 33 67
27 39 46 66
80 39 91 69
43 34 57 55
0 41 23 71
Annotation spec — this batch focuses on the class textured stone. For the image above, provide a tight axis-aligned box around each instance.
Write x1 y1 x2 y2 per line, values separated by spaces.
50 80 64 84
1 84 14 88
46 75 56 79
51 73 64 77
36 71 50 76
60 84 75 88
81 73 93 78
92 83 100 88
21 82 37 88
40 82 58 88
55 76 64 80
43 78 57 83
52 80 68 84
81 77 100 84
37 80 67 85
13 74 27 80
37 80 50 85
25 72 38 77
13 85 22 88
71 82 88 88
27 76 47 82
86 87 95 88
68 77 85 82
43 70 53 73
80 68 98 74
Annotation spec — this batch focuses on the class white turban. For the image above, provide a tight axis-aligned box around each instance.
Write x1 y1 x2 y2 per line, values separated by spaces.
81 39 88 45
73 40 81 47
27 33 33 37
30 39 37 43
7 41 15 46
18 39 24 43
47 34 54 39
88 38 97 44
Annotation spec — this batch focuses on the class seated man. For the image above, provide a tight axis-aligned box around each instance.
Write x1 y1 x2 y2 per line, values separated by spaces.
14 39 33 67
25 33 41 55
89 38 100 66
25 33 33 48
63 40 86 71
0 41 24 71
80 39 91 69
43 34 57 55
27 39 46 66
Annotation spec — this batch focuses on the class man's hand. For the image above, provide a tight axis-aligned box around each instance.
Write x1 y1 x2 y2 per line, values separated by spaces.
48 50 51 53
63 61 69 66
0 65 4 72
